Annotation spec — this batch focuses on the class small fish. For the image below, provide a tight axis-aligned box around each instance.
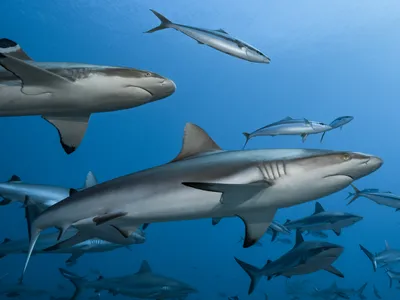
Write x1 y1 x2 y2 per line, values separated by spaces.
145 10 270 64
320 116 354 142
347 184 400 210
242 117 332 148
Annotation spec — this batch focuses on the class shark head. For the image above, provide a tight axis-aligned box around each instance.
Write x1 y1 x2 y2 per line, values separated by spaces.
87 67 176 110
308 241 344 259
275 151 383 206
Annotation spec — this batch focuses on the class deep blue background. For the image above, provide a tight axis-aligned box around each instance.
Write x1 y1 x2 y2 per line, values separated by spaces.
1 0 400 299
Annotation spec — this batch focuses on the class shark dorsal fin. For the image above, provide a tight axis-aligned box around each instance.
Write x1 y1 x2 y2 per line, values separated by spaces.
294 230 304 247
314 202 325 214
215 29 228 34
8 175 21 182
84 171 98 189
138 260 152 273
170 123 222 163
385 240 390 250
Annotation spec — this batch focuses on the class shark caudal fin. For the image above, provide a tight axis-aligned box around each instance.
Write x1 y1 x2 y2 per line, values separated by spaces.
357 282 368 300
145 9 173 33
242 133 251 149
234 257 263 295
0 39 32 60
59 268 87 300
359 244 377 272
20 196 43 283
346 184 361 205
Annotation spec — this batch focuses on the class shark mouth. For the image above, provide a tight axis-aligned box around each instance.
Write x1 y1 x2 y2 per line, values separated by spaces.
123 85 154 97
323 174 354 180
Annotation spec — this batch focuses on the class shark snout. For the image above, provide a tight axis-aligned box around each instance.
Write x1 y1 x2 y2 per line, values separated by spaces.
151 78 176 99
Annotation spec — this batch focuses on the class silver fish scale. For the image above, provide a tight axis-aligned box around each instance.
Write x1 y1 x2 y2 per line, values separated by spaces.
258 160 286 181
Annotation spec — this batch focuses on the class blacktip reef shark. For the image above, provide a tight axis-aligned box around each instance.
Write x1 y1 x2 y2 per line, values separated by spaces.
347 184 400 211
320 116 354 142
359 240 400 271
0 38 176 154
145 10 270 63
0 171 97 209
242 117 333 149
0 228 145 266
284 202 363 236
235 231 345 295
59 260 198 300
20 122 382 282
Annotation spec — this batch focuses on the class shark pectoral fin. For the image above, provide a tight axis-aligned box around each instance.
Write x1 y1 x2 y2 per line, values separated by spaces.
271 230 278 242
93 211 128 226
212 217 222 225
237 208 277 248
170 123 222 162
42 114 90 154
66 252 84 266
332 228 341 236
324 265 344 278
0 53 72 95
182 181 271 204
0 39 32 60
301 133 308 142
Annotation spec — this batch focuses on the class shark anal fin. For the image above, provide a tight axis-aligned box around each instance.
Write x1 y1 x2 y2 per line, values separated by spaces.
0 39 32 60
42 114 90 155
324 265 344 278
93 211 128 226
212 217 222 225
332 228 341 236
182 181 271 204
0 53 72 95
237 208 277 248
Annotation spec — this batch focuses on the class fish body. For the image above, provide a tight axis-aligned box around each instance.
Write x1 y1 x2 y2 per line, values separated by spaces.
0 38 175 154
284 202 363 236
347 184 400 210
235 231 345 294
145 10 270 64
59 261 197 300
243 117 333 148
20 123 382 281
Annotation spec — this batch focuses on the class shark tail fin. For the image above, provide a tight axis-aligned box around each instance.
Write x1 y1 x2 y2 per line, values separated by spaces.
346 184 360 205
242 132 251 149
234 257 263 295
59 268 87 300
0 39 32 60
357 282 368 299
359 244 377 272
145 9 173 33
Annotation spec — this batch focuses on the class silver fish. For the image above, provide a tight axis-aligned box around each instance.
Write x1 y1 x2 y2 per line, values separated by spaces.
347 184 400 210
145 10 270 64
0 38 175 154
242 117 333 148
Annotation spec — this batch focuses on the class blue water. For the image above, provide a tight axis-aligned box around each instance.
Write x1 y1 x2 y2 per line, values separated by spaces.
1 0 400 299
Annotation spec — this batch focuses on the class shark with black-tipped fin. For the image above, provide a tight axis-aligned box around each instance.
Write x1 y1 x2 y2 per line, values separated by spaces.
0 38 176 154
19 123 382 282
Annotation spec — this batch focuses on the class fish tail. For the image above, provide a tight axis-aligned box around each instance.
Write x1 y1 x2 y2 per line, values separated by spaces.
234 257 262 295
357 282 368 299
320 131 326 143
242 132 251 149
59 268 87 300
145 9 173 33
359 244 377 272
346 184 360 205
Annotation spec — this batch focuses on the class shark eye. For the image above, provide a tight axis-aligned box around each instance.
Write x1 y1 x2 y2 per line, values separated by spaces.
342 153 351 161
145 72 152 77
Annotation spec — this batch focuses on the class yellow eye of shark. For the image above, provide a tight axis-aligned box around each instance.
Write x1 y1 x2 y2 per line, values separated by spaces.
342 153 351 161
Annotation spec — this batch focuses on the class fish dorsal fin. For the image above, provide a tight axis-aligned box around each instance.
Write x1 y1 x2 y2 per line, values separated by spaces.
385 240 390 250
281 116 293 122
294 230 304 247
170 123 222 163
84 171 98 189
0 39 32 60
215 28 228 34
8 175 21 182
138 260 152 273
314 202 325 214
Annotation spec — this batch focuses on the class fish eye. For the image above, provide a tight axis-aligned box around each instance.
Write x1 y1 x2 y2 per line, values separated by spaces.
341 153 351 161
